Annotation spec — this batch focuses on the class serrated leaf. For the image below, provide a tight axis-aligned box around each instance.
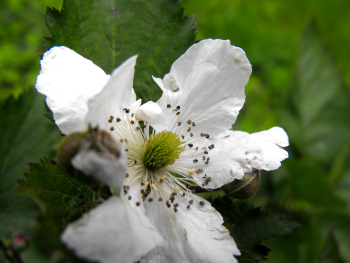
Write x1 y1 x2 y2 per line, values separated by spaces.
0 88 60 239
44 0 196 101
318 224 346 263
18 158 99 249
211 196 300 262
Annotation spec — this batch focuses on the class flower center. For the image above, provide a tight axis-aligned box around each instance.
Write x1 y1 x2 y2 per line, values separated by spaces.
143 130 182 171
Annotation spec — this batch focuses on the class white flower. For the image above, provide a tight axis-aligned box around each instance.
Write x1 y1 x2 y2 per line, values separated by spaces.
36 39 289 263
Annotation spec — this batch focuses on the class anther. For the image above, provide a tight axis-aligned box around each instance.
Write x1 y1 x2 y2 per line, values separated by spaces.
187 205 190 209
176 112 180 115
204 150 208 154
125 173 129 178
193 159 198 163
178 121 182 126
173 207 178 213
187 120 192 124
174 203 179 208
136 127 140 131
159 197 163 202
189 199 193 204
108 115 114 123
208 144 215 150
136 202 140 206
181 135 185 139
131 160 137 165
128 196 132 200
116 118 121 122
125 149 129 152
148 198 153 202
181 193 186 197
110 127 114 131
192 189 196 194
192 122 196 127
202 156 206 161
188 143 193 148
176 105 180 110
131 113 134 117
166 201 171 208
143 125 147 129
167 104 171 108
190 132 193 137
171 192 177 196
159 179 164 183
201 133 205 137
130 120 134 124
187 127 191 132
205 134 210 139
199 201 205 206
195 147 198 151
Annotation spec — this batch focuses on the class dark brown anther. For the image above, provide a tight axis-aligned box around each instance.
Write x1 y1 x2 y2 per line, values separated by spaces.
125 173 129 178
170 196 175 203
193 159 198 163
195 147 198 150
159 179 164 183
181 135 185 139
125 149 129 152
143 125 147 129
130 120 134 124
167 104 171 108
110 127 114 131
208 144 215 150
125 109 130 113
187 120 192 125
166 201 171 208
171 192 177 196
178 121 182 126
176 105 180 110
181 193 186 197
187 205 190 209
199 201 205 206
136 127 140 131
189 199 194 204
176 112 180 115
190 132 193 137
192 189 196 194
207 177 212 182
187 127 191 132
205 134 210 139
116 118 121 122
201 133 205 137
108 116 114 123
174 203 179 208
128 196 132 200
202 156 206 161
173 207 178 213
204 150 208 154
188 143 193 148
192 122 196 127
159 197 163 202
131 113 134 117
136 202 140 206
148 198 153 202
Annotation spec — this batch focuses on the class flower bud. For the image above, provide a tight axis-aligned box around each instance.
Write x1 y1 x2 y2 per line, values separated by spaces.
222 170 260 199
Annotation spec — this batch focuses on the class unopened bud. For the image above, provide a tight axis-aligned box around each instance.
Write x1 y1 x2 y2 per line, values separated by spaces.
222 170 260 199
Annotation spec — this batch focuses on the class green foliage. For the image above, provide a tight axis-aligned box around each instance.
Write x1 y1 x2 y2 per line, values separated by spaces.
44 0 196 101
318 224 346 263
211 196 300 262
0 89 60 239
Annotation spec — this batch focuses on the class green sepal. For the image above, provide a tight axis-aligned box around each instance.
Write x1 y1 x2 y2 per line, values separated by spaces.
222 170 260 199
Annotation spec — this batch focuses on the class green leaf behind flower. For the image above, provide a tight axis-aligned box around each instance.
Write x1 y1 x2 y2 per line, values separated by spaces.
211 196 300 263
44 0 197 101
318 224 346 263
18 158 99 250
0 89 60 239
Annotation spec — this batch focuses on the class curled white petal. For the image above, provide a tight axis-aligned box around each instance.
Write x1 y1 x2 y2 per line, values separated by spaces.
135 101 168 131
163 73 178 91
85 55 138 132
71 149 127 188
61 197 163 263
36 46 109 134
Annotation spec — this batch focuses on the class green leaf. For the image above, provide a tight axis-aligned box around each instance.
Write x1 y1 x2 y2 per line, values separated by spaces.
211 196 300 262
318 224 346 263
18 158 99 249
44 0 196 101
0 88 60 239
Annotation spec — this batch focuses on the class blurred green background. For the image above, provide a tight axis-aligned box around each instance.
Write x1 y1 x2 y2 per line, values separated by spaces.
1 0 350 262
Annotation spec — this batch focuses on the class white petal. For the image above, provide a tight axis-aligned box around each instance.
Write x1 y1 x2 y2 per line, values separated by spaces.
85 55 138 132
36 46 109 134
135 101 168 131
197 127 288 188
71 149 127 188
141 189 239 263
152 76 165 91
155 39 252 138
61 196 163 263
